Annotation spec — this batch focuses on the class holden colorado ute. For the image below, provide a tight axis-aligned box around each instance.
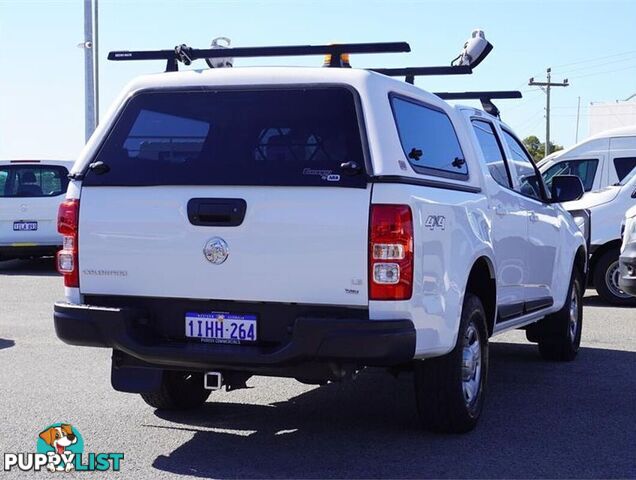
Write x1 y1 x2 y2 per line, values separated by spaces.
53 40 587 433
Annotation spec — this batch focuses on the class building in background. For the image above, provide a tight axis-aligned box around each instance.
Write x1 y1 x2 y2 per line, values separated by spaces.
589 96 636 136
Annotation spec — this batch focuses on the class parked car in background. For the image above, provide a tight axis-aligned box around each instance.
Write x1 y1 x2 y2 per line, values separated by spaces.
563 167 636 305
619 204 636 297
539 125 636 194
0 160 73 261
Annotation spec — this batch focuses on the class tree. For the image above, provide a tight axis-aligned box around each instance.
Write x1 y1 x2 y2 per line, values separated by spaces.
522 135 563 163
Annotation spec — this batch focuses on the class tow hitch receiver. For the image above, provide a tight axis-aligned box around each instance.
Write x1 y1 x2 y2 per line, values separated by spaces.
204 371 223 390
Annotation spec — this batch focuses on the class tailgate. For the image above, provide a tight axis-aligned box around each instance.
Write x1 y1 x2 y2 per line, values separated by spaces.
79 186 370 305
76 86 371 306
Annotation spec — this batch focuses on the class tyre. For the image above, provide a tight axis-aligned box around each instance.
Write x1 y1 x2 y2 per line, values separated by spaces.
140 371 211 410
414 293 489 433
537 267 583 361
593 248 636 306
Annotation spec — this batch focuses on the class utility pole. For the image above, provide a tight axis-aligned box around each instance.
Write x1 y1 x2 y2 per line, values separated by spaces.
575 96 581 143
79 0 99 143
529 67 569 157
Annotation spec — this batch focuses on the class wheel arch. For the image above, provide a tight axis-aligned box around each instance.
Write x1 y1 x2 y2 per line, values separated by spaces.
465 256 496 337
574 245 588 280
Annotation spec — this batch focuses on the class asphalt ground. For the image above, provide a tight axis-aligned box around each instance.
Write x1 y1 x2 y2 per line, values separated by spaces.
0 257 634 479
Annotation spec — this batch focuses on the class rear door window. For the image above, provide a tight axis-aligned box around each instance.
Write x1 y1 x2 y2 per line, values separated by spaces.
471 119 511 188
0 165 69 197
542 159 598 191
84 88 366 188
390 96 467 179
0 170 7 194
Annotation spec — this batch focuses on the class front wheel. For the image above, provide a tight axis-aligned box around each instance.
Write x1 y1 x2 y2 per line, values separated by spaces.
536 267 583 361
593 248 636 306
414 293 489 433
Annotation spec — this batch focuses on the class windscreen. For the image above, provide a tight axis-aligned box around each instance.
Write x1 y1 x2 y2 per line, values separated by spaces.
0 165 69 197
618 165 636 186
83 87 366 188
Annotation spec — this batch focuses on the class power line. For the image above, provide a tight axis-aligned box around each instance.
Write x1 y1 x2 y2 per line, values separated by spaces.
551 49 636 69
553 55 636 75
569 62 636 79
515 108 545 130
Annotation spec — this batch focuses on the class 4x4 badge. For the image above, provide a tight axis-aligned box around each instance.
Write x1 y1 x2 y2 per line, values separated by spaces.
203 237 229 264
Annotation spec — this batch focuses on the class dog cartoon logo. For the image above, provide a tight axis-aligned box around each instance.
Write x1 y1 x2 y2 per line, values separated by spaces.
3 423 123 473
37 423 83 472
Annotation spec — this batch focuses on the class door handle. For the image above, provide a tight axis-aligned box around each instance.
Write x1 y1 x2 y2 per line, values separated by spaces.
493 204 507 216
529 212 539 223
187 198 247 226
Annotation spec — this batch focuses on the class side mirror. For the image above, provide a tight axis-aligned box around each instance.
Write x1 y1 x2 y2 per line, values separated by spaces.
551 175 584 203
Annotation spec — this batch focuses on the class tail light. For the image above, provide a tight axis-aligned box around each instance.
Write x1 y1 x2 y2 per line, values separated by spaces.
369 204 413 300
57 199 80 287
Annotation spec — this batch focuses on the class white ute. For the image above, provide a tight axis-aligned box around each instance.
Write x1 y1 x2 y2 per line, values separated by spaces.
53 37 587 433
0 159 73 261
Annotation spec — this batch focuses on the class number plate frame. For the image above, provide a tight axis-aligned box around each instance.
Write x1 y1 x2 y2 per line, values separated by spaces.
185 312 257 344
13 221 38 231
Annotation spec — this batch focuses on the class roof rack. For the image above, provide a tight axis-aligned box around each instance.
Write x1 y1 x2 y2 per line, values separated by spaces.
108 42 411 72
434 90 522 117
107 31 496 87
371 66 472 84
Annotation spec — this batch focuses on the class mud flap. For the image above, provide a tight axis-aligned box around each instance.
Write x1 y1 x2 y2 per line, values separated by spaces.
111 361 163 393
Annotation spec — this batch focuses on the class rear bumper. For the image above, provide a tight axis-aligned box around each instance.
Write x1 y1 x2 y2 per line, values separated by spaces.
618 243 636 296
53 301 416 371
0 245 60 260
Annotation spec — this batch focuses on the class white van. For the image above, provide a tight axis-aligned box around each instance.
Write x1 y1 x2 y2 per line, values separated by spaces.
539 125 636 194
0 160 73 261
563 167 636 305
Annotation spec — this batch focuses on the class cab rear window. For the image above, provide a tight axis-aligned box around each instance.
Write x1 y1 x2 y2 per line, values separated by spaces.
0 165 69 197
84 88 367 188
390 95 467 179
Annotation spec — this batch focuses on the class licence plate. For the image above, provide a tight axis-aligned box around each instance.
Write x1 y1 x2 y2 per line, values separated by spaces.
13 221 38 231
185 312 257 344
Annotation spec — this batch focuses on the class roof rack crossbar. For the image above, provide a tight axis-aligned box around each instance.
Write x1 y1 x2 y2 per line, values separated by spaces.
433 90 522 118
108 42 411 72
371 65 472 84
433 90 522 100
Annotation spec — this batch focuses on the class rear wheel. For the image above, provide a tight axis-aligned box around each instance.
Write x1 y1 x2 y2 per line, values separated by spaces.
593 248 636 306
536 268 583 361
414 294 489 433
140 371 211 410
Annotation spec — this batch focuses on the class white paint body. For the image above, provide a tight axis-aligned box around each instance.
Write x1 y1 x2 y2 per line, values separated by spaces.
0 160 73 250
622 204 636 253
539 125 636 193
564 169 636 248
64 67 586 358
